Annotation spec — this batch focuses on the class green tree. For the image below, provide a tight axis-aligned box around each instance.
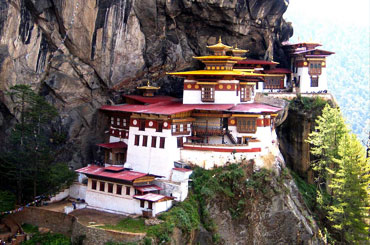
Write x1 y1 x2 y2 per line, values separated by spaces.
306 104 348 198
0 85 73 204
327 133 370 242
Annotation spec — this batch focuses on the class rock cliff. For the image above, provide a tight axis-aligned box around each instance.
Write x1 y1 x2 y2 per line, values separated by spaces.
0 0 292 166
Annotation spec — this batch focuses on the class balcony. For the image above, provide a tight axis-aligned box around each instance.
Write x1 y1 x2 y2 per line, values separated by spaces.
192 123 225 136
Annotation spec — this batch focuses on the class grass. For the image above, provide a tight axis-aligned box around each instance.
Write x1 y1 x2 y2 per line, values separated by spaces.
290 170 317 211
100 218 147 233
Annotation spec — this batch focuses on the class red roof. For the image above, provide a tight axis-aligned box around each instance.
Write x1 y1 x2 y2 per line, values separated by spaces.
105 166 125 172
133 193 174 202
293 49 334 55
76 165 148 182
97 141 127 149
264 68 292 74
236 60 278 65
229 103 282 113
134 185 162 192
173 168 192 172
125 95 178 104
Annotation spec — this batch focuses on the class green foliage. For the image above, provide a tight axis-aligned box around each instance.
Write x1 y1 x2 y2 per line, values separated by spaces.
22 232 71 245
101 218 147 233
21 223 39 233
49 163 77 193
0 190 15 213
290 171 317 211
306 104 348 192
289 95 328 113
0 85 71 204
327 134 370 242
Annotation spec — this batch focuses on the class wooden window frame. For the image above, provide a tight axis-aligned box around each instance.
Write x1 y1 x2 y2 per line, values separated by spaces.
201 85 215 102
148 202 153 210
99 181 105 192
140 200 145 208
159 137 165 149
126 186 131 196
139 120 146 131
236 118 257 133
108 183 113 193
142 135 148 147
116 185 122 195
240 85 251 102
310 76 319 87
309 62 322 75
151 136 157 148
156 121 163 132
177 137 183 148
91 180 97 190
134 135 140 146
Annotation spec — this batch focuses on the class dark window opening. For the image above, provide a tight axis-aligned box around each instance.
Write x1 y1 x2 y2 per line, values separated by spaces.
177 137 183 148
134 135 140 146
100 182 105 192
142 135 148 147
148 202 153 209
116 185 122 195
236 118 257 133
108 183 113 193
160 137 166 149
139 120 146 131
201 85 215 102
140 200 145 208
157 121 163 132
126 186 131 195
91 180 97 190
151 136 157 148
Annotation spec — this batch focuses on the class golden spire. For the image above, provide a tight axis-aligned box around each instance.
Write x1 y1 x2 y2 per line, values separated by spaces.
235 43 238 49
218 36 222 44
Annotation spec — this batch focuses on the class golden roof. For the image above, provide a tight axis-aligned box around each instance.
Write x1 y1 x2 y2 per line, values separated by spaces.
206 37 232 50
137 80 160 90
167 70 268 77
231 44 249 54
193 56 244 60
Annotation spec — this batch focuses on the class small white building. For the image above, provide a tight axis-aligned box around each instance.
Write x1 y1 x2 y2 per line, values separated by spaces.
75 165 174 217
283 42 334 93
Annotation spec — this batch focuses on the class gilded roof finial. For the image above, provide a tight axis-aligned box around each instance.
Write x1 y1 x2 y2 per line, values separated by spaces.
218 36 222 44
235 43 238 49
147 80 150 87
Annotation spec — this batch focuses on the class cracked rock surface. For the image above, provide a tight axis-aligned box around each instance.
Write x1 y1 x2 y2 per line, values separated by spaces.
0 0 292 167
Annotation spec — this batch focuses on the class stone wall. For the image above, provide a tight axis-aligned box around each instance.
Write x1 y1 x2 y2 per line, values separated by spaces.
10 207 145 244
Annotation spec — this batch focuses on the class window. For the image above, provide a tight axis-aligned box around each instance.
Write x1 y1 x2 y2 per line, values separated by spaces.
140 200 145 208
91 180 97 190
139 120 146 131
311 76 319 87
156 121 163 132
134 135 140 146
264 78 281 89
177 137 183 148
180 124 184 132
116 185 122 195
187 123 191 132
100 182 105 192
108 183 113 193
142 135 148 147
117 118 120 126
151 136 157 148
159 137 165 148
111 117 114 125
236 118 257 133
126 186 131 195
123 118 127 127
309 62 322 75
148 202 153 210
240 85 251 102
201 85 215 102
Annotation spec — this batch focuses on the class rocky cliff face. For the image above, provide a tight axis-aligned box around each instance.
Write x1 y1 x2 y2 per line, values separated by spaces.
0 0 292 167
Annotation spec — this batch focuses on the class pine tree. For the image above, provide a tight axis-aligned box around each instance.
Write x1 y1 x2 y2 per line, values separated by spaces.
306 104 348 199
327 133 370 242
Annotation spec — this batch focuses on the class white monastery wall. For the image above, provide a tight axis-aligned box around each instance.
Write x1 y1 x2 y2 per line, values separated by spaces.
153 201 173 216
49 188 70 203
154 180 189 202
126 127 181 179
69 182 87 200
